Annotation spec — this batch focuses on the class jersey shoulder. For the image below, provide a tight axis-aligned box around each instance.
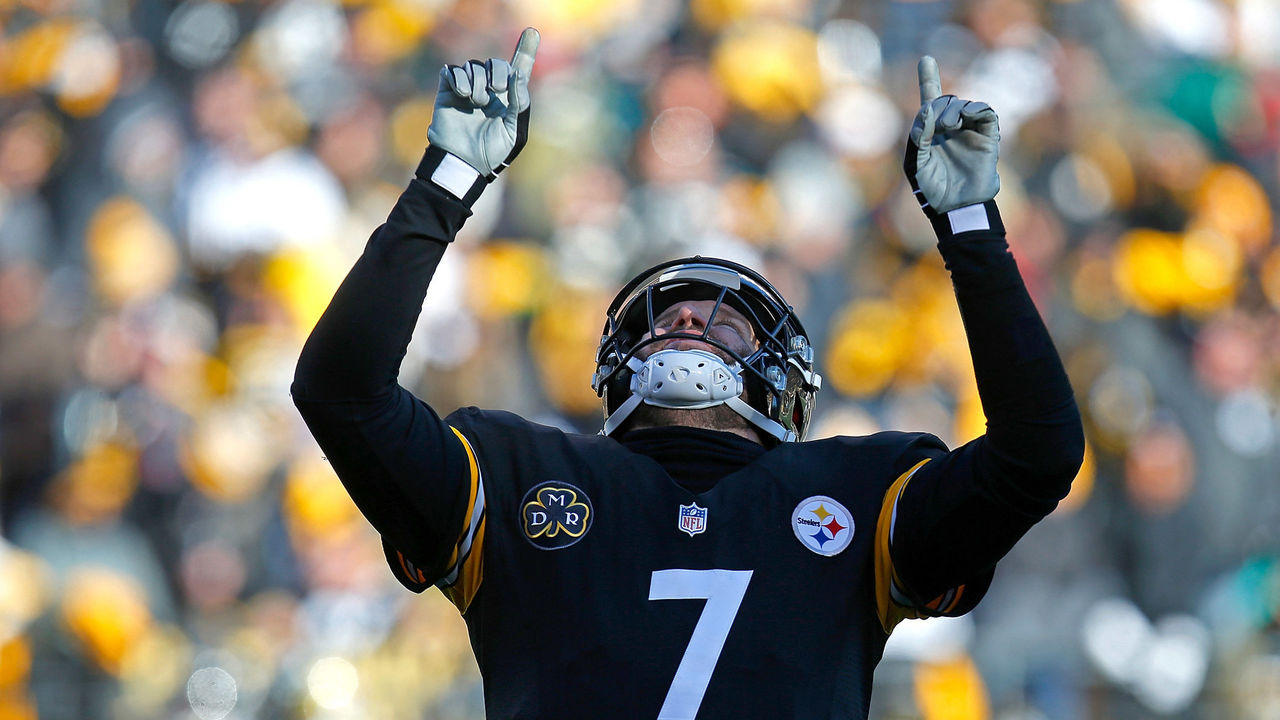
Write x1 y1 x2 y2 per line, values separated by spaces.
793 430 948 476
827 429 948 453
444 406 614 452
445 405 561 434
745 430 948 506
441 406 638 491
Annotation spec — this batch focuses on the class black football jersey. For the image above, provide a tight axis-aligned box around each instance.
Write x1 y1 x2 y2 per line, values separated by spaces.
298 176 1082 720
384 407 981 720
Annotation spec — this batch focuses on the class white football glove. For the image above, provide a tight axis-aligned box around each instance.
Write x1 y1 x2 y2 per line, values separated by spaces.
420 28 539 205
905 56 1000 216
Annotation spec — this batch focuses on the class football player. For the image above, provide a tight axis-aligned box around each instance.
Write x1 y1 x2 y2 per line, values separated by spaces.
292 28 1084 719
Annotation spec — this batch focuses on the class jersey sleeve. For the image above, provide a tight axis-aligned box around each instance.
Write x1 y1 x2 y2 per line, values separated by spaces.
382 425 487 613
293 171 488 605
873 202 1083 634
390 407 580 614
873 454 993 634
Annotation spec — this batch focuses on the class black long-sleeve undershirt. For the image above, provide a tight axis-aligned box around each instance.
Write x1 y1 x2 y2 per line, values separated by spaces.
292 173 1083 607
292 177 473 578
890 202 1084 602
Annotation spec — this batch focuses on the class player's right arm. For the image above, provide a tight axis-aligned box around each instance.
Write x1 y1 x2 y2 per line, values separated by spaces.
291 30 539 593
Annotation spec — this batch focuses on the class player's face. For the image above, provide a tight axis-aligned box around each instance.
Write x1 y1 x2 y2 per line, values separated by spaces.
638 300 758 361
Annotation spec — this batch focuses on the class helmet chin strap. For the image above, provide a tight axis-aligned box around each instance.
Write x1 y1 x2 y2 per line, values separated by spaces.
602 349 795 443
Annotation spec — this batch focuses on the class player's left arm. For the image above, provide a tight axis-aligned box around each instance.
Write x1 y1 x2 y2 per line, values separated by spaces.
874 57 1085 632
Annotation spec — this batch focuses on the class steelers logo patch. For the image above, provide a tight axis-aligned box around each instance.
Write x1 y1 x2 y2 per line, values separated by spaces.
792 496 854 556
520 482 593 550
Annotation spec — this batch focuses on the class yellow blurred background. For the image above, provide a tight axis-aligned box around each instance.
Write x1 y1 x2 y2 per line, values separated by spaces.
1 0 1279 717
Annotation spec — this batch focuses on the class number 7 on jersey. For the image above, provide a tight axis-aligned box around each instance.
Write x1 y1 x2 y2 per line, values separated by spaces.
648 569 753 720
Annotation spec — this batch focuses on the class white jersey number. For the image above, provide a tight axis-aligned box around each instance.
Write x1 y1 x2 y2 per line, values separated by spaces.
648 569 753 720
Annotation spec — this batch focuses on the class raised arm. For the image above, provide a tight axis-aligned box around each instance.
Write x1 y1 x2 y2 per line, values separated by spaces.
292 29 540 584
877 57 1085 628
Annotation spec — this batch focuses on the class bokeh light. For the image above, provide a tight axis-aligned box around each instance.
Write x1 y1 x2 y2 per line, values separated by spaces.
650 106 716 167
713 21 822 123
164 0 240 69
59 569 153 674
307 656 359 709
187 666 237 720
913 654 990 720
85 197 180 306
1125 420 1195 514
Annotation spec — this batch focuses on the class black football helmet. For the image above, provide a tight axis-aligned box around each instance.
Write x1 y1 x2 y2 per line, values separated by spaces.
592 256 821 443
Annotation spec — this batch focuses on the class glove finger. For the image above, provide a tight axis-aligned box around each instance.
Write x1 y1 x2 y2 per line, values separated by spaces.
937 95 965 131
487 58 510 94
917 56 941 104
510 27 540 78
444 64 470 98
960 101 999 136
466 60 489 106
915 101 936 150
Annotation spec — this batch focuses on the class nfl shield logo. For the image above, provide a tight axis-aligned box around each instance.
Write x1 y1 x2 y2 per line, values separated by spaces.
678 502 708 537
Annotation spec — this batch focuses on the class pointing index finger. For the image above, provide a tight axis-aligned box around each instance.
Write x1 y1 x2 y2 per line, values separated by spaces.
918 56 941 104
511 27 540 78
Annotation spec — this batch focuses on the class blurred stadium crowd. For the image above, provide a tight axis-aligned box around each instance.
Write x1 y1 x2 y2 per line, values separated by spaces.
1 0 1279 717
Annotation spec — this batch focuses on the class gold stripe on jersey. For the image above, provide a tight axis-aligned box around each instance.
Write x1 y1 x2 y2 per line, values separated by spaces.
873 457 975 633
443 516 486 613
438 425 486 613
875 458 929 633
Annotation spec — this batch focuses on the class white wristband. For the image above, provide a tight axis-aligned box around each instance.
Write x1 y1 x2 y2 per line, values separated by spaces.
430 153 482 200
947 203 991 234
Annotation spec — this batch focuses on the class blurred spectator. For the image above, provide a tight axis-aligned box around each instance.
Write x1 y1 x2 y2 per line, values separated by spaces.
1 0 1279 717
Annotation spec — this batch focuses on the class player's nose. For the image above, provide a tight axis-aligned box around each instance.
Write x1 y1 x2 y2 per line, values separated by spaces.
656 305 705 335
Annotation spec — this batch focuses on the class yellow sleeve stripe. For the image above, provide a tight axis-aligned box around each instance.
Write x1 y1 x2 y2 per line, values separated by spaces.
442 515 485 613
437 426 485 613
874 458 930 634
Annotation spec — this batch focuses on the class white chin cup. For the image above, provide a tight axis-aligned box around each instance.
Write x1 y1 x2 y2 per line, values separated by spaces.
630 349 743 409
601 348 795 442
